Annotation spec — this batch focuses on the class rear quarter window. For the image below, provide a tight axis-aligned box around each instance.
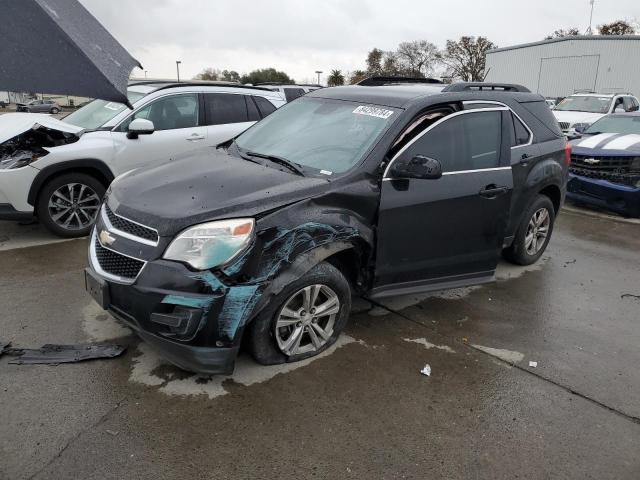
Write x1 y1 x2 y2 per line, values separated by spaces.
519 101 563 138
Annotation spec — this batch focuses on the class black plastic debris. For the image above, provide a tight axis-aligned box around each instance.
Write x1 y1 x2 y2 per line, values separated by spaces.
6 343 125 365
0 340 10 357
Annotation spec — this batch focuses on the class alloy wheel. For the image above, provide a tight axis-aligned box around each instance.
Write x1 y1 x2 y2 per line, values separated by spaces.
47 182 101 231
525 207 550 255
275 284 340 356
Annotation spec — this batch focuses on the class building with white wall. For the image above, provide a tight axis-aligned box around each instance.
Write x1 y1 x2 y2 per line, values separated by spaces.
485 36 640 99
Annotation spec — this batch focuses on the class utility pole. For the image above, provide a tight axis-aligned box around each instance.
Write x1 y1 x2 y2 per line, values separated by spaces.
586 0 595 34
315 70 323 85
144 70 148 79
176 60 182 82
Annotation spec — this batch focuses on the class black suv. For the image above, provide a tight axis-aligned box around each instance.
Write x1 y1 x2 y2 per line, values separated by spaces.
85 80 569 374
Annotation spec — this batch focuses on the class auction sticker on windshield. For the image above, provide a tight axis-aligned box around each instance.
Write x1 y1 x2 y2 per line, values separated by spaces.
353 105 394 120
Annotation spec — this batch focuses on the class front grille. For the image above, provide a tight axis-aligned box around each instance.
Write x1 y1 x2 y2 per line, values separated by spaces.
570 154 637 172
559 122 570 131
104 204 158 243
94 237 145 279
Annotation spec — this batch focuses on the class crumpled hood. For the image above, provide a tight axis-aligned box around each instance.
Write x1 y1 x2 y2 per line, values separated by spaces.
109 150 330 237
553 110 604 126
0 112 82 143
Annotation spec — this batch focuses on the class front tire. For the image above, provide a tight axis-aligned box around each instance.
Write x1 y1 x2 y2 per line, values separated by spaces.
50 107 60 114
36 173 105 238
247 262 352 365
503 194 555 265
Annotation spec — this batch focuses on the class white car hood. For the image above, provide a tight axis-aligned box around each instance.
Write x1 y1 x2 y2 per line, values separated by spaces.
0 113 83 143
552 110 604 125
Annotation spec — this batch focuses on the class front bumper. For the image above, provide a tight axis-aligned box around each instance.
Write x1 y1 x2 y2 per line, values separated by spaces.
0 166 39 217
567 173 640 217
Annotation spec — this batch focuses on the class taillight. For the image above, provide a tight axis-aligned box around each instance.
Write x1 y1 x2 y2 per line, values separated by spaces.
564 143 572 166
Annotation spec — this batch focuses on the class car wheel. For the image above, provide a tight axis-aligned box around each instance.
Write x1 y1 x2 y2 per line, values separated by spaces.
50 107 60 114
503 194 555 266
247 262 352 365
36 173 105 238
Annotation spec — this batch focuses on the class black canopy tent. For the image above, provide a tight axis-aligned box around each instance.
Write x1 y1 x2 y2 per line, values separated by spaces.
0 0 141 107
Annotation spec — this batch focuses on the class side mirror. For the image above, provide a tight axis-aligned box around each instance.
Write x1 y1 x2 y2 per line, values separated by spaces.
391 155 442 180
614 106 626 113
127 118 155 139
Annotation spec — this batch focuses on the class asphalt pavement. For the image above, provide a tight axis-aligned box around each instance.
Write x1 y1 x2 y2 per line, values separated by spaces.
1 207 639 480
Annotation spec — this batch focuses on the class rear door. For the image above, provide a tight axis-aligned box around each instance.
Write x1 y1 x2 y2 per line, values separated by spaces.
373 108 513 295
202 93 256 145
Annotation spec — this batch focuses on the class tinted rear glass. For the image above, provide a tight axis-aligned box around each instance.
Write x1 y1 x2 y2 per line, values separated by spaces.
254 96 277 117
519 101 563 137
204 93 248 125
284 88 306 102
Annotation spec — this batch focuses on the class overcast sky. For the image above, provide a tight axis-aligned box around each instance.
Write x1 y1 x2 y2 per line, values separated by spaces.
80 0 639 84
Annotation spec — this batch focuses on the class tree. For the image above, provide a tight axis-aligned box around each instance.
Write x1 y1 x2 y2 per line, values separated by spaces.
327 69 345 87
220 70 240 82
366 48 384 75
439 36 496 82
545 28 580 40
194 67 220 81
598 20 635 35
348 70 368 85
396 40 439 77
240 68 294 85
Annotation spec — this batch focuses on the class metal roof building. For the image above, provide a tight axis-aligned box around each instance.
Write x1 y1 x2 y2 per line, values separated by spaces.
484 36 640 98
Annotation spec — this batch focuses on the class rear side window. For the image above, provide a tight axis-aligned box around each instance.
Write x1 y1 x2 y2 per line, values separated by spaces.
254 96 277 117
399 111 502 172
204 93 248 125
519 101 563 137
511 113 531 146
284 88 305 102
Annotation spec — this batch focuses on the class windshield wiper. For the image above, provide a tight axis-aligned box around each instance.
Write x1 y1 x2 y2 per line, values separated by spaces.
246 151 305 176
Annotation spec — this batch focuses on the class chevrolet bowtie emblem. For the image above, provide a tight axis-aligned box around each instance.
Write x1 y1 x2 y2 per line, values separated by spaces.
99 229 116 246
584 158 600 165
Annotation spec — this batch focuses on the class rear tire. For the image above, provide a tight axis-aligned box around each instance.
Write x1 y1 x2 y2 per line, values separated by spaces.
247 262 352 365
36 173 105 238
503 194 555 266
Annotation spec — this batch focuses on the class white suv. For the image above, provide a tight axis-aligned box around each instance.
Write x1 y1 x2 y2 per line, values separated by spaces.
553 92 640 136
0 81 285 237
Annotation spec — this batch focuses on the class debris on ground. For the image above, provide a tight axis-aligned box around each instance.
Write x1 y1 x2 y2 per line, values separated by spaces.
4 343 126 365
620 293 640 300
0 340 10 357
563 259 577 267
529 361 538 368
420 364 431 376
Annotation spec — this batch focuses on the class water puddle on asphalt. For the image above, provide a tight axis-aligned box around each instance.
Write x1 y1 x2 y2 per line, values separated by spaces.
82 301 364 398
402 337 455 353
471 344 525 364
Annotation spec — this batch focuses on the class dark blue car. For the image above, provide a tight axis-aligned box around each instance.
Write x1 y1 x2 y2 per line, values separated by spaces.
568 113 640 217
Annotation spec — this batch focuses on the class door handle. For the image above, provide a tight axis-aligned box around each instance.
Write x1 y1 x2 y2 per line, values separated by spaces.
186 134 205 141
479 185 508 199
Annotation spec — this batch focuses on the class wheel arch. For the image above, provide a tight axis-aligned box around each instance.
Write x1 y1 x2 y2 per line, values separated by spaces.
28 159 115 207
538 183 562 213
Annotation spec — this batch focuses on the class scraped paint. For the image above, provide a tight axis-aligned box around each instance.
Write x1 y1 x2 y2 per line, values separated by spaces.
161 295 214 309
218 285 260 338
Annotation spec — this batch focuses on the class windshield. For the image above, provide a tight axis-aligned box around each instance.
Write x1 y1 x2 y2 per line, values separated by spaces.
585 115 640 135
554 96 611 114
234 97 398 174
63 90 146 129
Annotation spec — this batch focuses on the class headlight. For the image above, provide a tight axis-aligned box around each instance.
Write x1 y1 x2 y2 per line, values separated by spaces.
572 122 591 132
0 150 41 169
163 218 254 270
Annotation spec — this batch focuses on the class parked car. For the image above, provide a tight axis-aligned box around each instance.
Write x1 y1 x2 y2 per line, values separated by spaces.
567 113 640 217
0 100 8 109
16 99 62 114
84 80 568 375
0 81 285 237
545 98 557 108
256 83 322 102
553 92 640 136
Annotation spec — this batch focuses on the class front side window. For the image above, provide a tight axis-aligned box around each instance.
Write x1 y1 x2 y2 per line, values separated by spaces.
65 90 146 129
554 96 612 114
204 93 249 125
397 111 502 173
119 93 199 132
235 97 398 174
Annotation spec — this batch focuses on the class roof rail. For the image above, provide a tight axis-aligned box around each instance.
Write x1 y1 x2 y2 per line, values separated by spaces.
132 81 276 93
358 76 444 87
442 82 531 93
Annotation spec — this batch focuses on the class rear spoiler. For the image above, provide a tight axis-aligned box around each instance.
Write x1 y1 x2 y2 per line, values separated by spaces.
442 82 531 93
